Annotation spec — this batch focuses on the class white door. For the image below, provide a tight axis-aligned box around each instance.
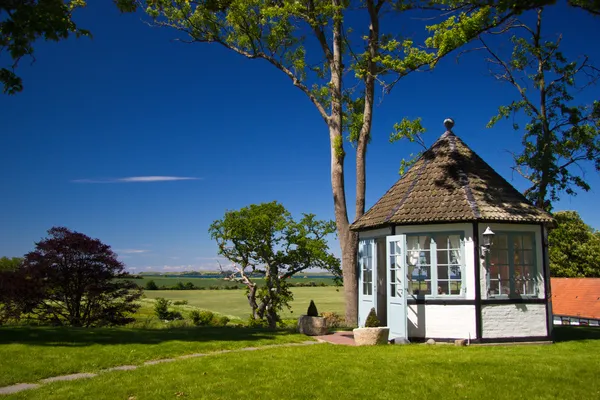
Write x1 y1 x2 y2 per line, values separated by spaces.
387 235 408 340
358 239 377 327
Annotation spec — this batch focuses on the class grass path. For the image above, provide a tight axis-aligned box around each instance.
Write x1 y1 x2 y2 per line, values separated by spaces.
0 326 309 387
4 339 600 400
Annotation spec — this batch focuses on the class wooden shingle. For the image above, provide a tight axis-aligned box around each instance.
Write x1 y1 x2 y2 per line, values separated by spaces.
351 130 553 231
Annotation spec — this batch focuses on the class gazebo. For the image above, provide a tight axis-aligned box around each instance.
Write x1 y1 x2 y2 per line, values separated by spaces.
350 119 554 343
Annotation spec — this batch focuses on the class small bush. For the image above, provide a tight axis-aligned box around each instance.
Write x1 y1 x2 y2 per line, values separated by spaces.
247 317 268 328
321 311 344 328
211 315 230 327
365 307 380 328
208 285 220 290
173 282 186 290
307 300 319 317
154 297 171 320
145 280 158 290
184 282 196 290
173 300 188 306
191 310 215 326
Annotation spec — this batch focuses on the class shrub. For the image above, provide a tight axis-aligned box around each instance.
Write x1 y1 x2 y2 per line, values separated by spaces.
191 310 214 326
208 285 220 290
145 280 158 290
173 282 186 290
306 300 319 317
365 307 380 328
154 297 171 320
184 282 196 290
173 300 188 306
154 297 182 321
321 311 344 328
247 317 268 328
211 315 230 327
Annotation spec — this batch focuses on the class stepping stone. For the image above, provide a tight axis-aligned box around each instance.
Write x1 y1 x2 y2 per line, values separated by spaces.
0 383 40 395
241 347 259 351
144 358 176 365
104 365 138 372
41 373 97 383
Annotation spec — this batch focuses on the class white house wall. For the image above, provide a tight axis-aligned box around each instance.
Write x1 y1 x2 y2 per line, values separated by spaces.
395 223 476 300
481 304 547 338
408 304 476 339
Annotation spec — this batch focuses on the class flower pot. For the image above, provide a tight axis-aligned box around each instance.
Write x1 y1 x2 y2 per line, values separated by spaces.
298 315 328 336
353 327 390 345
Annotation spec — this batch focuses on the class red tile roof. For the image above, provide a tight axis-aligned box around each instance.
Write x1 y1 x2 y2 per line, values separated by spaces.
551 278 600 319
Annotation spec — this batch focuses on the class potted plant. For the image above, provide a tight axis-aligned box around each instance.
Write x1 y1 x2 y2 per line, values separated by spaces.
297 300 328 336
353 308 389 345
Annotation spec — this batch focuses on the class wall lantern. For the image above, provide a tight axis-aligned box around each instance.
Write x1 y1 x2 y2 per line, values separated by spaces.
481 226 495 257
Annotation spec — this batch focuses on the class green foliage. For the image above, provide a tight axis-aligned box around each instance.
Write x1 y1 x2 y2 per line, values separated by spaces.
145 280 159 290
320 311 345 328
549 211 600 277
364 307 380 328
154 298 182 321
390 117 428 175
307 300 318 317
0 256 22 271
483 8 600 210
173 300 188 305
190 310 215 326
209 201 340 328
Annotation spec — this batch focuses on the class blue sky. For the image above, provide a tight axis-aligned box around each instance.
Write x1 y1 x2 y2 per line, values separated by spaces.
1 3 599 272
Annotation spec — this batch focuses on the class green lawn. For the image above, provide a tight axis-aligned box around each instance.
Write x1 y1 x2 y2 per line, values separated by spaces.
0 326 309 387
143 287 345 320
4 328 600 400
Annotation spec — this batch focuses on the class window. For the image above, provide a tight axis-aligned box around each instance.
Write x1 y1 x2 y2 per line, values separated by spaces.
406 233 464 297
360 241 373 295
389 241 402 298
487 232 537 297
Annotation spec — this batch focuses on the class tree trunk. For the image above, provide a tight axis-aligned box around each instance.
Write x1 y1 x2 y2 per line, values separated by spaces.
247 284 258 319
329 0 358 326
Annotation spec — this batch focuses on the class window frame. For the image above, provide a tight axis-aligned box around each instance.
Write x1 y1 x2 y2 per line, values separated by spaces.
405 231 466 299
486 231 538 299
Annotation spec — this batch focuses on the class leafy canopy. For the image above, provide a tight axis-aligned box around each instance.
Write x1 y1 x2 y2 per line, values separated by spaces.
209 201 340 327
549 211 600 278
14 227 142 327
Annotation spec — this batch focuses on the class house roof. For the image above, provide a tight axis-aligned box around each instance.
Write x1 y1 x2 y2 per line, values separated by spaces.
350 129 554 231
551 278 600 320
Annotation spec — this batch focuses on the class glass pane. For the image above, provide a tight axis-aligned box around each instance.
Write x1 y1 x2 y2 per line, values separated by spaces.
438 281 449 295
522 265 534 279
433 234 449 249
448 235 461 249
422 236 432 250
407 236 419 250
363 283 368 295
437 250 449 265
367 283 372 296
521 250 534 265
395 242 402 255
449 265 461 279
389 242 395 255
390 284 396 297
407 250 419 267
390 269 396 283
416 281 431 295
450 248 461 265
438 265 449 279
513 235 522 251
496 234 508 249
389 256 396 269
450 281 462 295
523 235 533 250
418 251 431 266
396 285 403 297
489 280 500 296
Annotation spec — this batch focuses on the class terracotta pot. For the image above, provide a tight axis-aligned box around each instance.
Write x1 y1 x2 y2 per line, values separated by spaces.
297 315 328 336
353 327 390 345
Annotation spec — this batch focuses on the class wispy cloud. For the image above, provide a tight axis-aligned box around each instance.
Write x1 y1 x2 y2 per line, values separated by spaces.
116 249 150 254
72 176 200 183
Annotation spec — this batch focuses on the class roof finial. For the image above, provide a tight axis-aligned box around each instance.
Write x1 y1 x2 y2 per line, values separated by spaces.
444 118 454 132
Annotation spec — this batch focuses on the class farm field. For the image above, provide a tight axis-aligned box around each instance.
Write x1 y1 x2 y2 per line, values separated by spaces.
142 287 345 320
3 327 599 400
130 276 337 289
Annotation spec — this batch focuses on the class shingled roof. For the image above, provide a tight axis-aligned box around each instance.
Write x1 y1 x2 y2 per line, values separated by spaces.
351 128 554 231
551 278 600 320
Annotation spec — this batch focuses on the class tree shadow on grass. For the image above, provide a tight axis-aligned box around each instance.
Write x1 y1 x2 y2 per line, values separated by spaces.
552 326 600 342
0 326 297 347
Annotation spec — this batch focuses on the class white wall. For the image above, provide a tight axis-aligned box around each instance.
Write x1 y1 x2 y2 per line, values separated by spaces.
481 304 547 338
408 304 476 339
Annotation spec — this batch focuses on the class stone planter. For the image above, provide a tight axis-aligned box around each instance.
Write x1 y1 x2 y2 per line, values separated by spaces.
298 315 328 336
353 327 390 346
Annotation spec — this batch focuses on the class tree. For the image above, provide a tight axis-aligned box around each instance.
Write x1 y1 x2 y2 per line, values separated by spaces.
123 0 552 325
145 279 159 290
0 0 137 94
209 201 340 328
549 211 600 277
0 256 22 271
15 227 142 327
481 7 600 211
